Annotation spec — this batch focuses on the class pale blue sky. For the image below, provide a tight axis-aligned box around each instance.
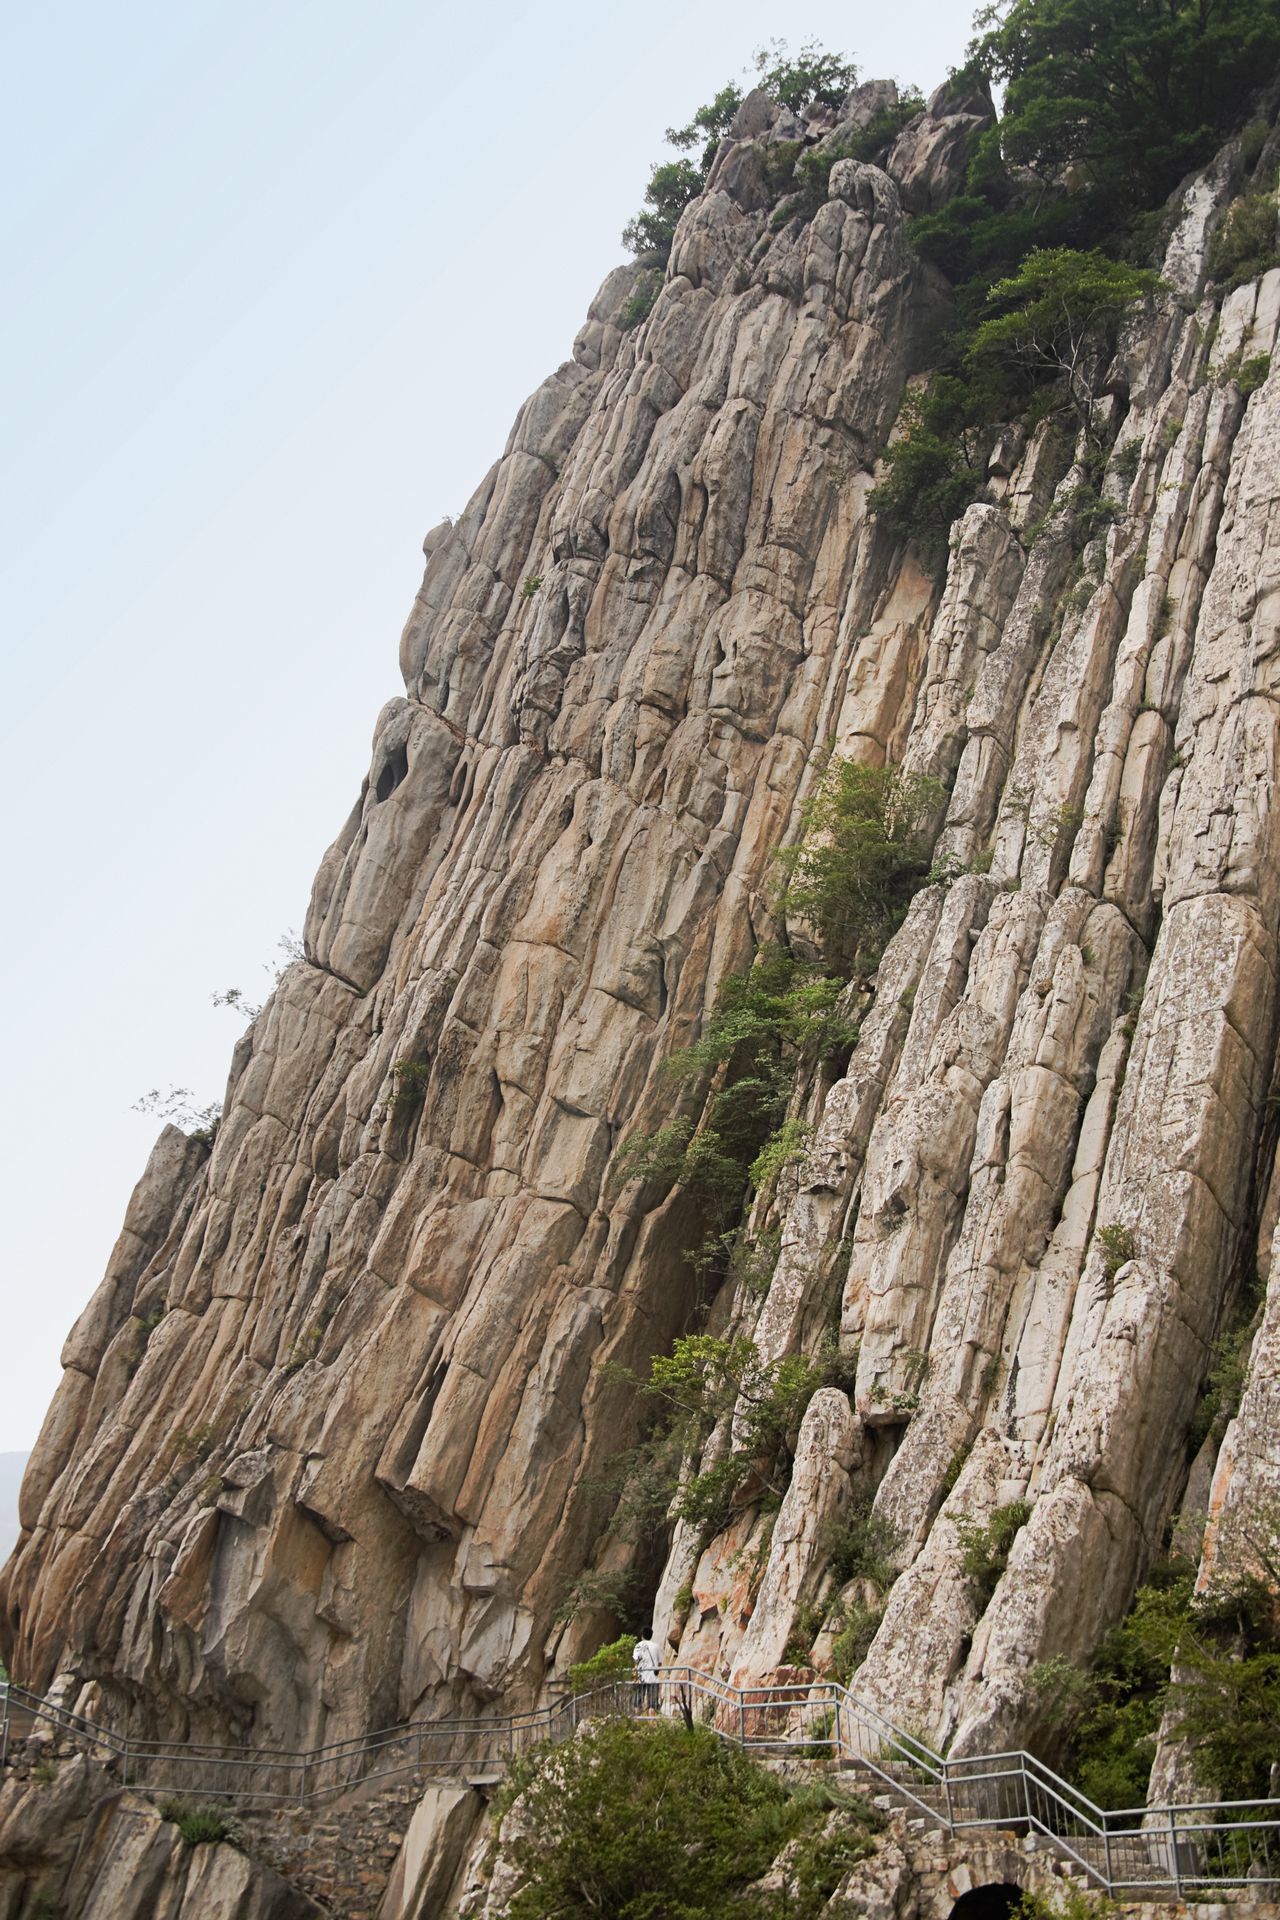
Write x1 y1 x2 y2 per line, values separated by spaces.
0 1 973 1453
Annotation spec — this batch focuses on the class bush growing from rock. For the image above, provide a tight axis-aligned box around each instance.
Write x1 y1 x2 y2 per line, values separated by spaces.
496 1717 881 1920
159 1798 236 1846
955 1499 1033 1607
776 759 942 976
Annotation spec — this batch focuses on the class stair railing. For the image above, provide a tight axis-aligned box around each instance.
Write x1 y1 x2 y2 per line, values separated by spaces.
3 1668 1278 1896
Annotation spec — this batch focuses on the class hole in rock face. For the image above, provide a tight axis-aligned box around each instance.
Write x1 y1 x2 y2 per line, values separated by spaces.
375 743 409 803
948 1883 1024 1920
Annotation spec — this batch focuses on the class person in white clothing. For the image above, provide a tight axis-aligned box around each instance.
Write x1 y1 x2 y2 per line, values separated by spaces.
631 1628 660 1712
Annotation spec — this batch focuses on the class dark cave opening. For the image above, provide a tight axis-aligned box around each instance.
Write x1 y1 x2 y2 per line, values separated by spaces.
948 1882 1024 1920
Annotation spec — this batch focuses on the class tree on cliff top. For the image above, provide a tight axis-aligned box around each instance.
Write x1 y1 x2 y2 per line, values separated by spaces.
975 0 1280 222
623 40 858 263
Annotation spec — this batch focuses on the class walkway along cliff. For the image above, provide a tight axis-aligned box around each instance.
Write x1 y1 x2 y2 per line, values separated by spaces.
3 47 1280 1920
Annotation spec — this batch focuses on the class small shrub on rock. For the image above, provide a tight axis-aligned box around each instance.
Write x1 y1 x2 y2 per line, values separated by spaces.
1208 191 1280 291
776 758 942 978
159 1798 237 1846
955 1499 1032 1607
390 1058 429 1122
1094 1221 1136 1277
822 1496 901 1591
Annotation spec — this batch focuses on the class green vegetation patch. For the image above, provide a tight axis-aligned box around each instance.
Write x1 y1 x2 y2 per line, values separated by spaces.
568 1633 637 1694
159 1798 237 1846
497 1717 882 1920
1032 1547 1280 1804
1208 190 1280 291
955 1499 1033 1608
601 1332 850 1534
623 42 860 266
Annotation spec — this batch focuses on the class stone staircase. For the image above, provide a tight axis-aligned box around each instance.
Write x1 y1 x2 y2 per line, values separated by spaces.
237 1777 424 1920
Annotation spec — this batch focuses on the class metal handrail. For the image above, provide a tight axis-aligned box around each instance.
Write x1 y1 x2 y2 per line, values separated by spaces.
3 1667 1278 1893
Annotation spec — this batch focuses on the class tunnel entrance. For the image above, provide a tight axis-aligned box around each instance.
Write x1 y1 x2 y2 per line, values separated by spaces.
948 1883 1024 1920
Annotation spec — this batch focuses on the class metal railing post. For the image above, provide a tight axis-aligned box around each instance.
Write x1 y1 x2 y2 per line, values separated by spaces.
1169 1808 1182 1901
1 1684 9 1770
1023 1757 1033 1830
738 1697 746 1746
1103 1822 1113 1892
943 1761 955 1830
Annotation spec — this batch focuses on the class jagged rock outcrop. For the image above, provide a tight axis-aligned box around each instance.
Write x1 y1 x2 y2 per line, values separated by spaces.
3 58 1280 1917
0 1752 321 1919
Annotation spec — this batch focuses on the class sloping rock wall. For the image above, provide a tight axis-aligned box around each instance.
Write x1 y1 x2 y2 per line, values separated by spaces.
0 1752 321 1920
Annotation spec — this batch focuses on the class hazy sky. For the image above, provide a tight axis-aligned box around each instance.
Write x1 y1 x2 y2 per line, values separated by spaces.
0 0 973 1454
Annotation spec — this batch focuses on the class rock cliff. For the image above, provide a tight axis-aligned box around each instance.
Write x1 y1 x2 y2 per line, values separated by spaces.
3 59 1280 1914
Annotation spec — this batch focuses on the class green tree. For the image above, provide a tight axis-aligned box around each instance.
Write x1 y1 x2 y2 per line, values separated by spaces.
967 247 1159 430
623 42 858 263
777 759 942 977
1033 1548 1280 1804
568 1633 637 1693
499 1718 880 1920
974 0 1280 226
622 158 706 262
666 84 744 171
868 378 992 564
600 1333 837 1531
751 39 858 111
616 941 857 1266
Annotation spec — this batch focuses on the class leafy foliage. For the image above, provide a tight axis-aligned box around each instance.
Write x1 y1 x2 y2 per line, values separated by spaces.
133 1086 221 1139
568 1633 637 1694
967 248 1160 429
623 41 858 263
822 1496 902 1591
1032 1539 1280 1804
828 1600 886 1682
776 759 942 977
620 269 663 331
1236 351 1273 395
589 1328 855 1623
1094 1220 1136 1277
620 760 937 1291
767 93 926 229
159 1798 237 1846
868 377 992 562
1208 189 1280 291
498 1718 882 1920
390 1058 430 1122
843 92 927 161
973 0 1280 232
636 1333 837 1514
622 157 705 262
955 1499 1033 1607
617 938 857 1286
1186 1313 1255 1453
750 39 859 112
665 84 745 171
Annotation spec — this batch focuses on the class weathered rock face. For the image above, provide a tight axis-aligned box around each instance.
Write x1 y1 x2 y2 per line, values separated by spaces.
2 64 1279 1872
0 1753 321 1920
